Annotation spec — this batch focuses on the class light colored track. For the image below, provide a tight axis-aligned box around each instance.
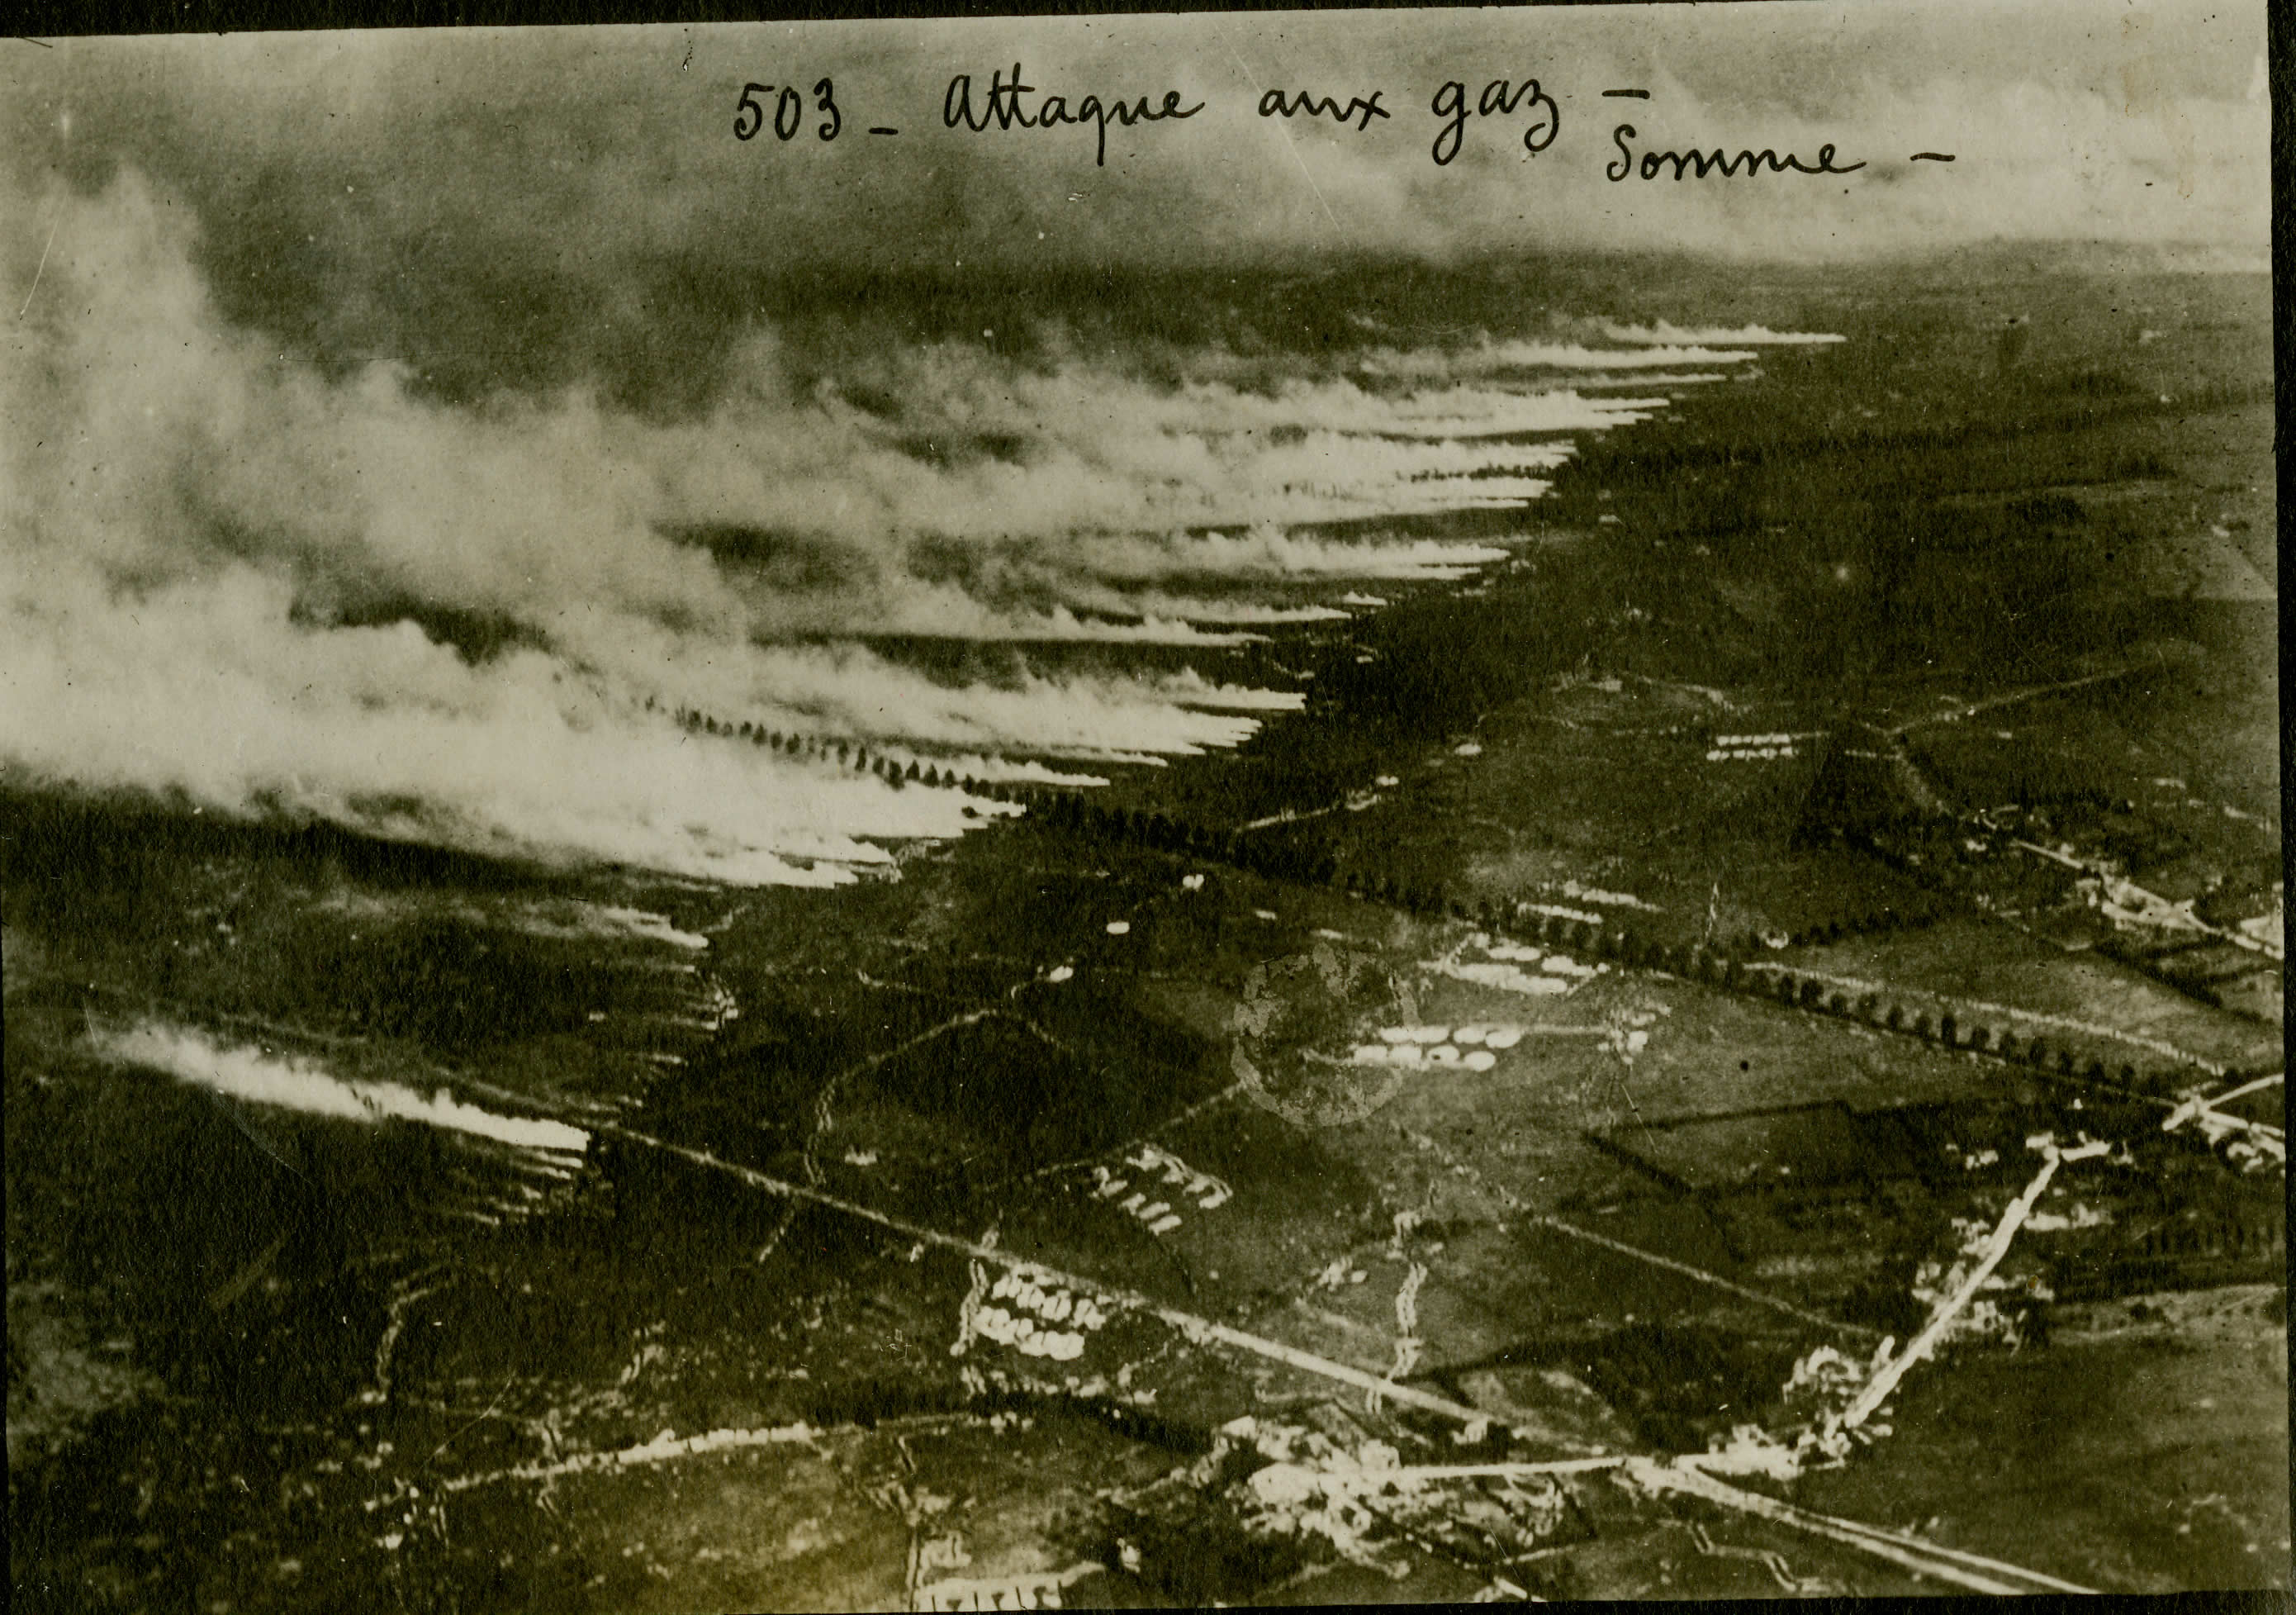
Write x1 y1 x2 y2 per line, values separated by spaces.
599 1121 1503 1432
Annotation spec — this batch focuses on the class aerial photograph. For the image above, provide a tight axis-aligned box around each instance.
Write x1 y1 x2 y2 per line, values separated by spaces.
2 2 2281 1607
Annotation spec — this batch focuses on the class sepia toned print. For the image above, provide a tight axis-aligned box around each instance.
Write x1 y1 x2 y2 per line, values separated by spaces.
2 3 2279 1606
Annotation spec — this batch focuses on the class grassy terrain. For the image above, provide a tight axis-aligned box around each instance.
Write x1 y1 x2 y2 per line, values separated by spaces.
6 250 2279 1608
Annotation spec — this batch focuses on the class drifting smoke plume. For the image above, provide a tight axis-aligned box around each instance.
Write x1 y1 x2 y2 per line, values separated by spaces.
93 1020 592 1155
1359 343 1761 378
2 168 1737 885
1596 322 1848 346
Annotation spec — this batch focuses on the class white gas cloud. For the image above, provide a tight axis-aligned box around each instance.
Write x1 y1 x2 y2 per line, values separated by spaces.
14 7 2246 887
0 166 1757 886
93 1020 594 1154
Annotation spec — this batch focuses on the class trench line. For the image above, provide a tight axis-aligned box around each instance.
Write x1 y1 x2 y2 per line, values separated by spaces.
600 1121 1501 1432
758 1007 1007 1261
478 1123 2080 1596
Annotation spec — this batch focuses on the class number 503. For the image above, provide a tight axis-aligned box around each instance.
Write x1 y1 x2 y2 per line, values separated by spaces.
735 79 841 142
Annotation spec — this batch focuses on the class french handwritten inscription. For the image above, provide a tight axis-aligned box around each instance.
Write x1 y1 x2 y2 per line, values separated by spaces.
1257 88 1391 133
1606 122 1867 180
1430 78 1561 165
943 63 1206 167
724 67 1922 181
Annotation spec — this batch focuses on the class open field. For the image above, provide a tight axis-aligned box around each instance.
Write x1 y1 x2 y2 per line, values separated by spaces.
7 249 2280 1608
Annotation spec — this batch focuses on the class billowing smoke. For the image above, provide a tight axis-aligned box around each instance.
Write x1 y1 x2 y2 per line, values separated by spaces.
2 166 1748 885
93 1019 592 1156
1596 322 1848 346
1359 342 1762 378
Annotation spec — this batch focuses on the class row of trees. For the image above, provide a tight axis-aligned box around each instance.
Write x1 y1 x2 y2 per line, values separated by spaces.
1022 795 2209 1098
670 706 967 789
663 701 2210 1098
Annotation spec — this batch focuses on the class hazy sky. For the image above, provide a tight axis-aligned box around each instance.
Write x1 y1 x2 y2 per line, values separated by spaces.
6 0 2270 286
4 2 2270 402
